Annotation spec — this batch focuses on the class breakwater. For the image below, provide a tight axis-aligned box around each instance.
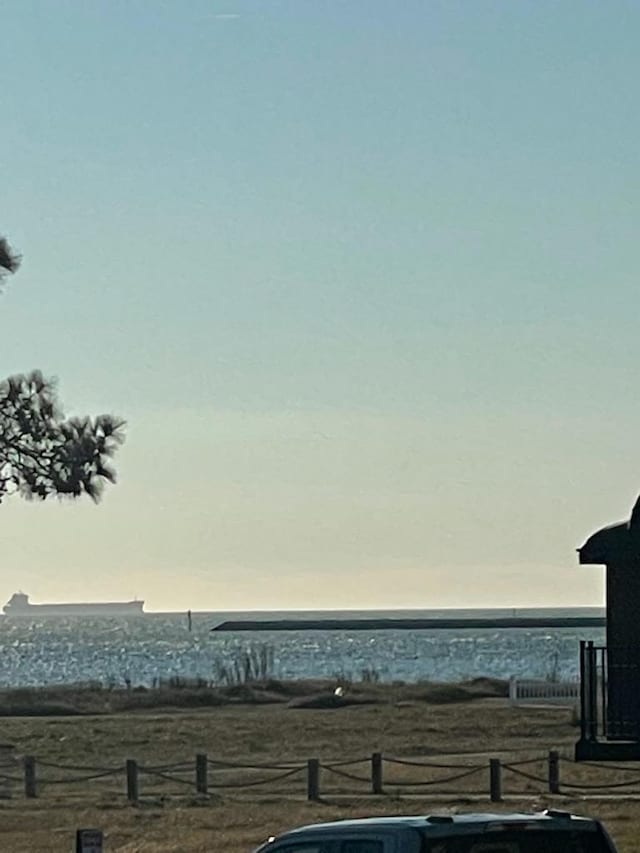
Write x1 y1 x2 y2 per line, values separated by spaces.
212 616 605 632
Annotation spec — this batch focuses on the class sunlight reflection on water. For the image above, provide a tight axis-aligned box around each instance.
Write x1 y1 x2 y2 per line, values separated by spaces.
0 612 605 687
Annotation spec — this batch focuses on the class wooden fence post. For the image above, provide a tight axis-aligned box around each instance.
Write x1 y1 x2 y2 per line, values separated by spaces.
126 759 139 803
24 755 37 798
0 744 15 800
371 752 383 794
489 758 502 802
307 758 320 801
196 753 208 795
548 750 560 794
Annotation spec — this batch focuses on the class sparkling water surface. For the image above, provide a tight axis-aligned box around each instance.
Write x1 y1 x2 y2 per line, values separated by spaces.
0 608 605 687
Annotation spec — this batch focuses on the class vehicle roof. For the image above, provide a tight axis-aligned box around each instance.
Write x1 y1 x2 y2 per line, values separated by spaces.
278 812 596 838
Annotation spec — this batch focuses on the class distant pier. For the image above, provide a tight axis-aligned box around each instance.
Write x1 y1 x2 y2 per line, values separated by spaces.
211 616 606 632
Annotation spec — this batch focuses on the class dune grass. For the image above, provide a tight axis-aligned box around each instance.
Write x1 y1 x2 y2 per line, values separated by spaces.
0 676 509 715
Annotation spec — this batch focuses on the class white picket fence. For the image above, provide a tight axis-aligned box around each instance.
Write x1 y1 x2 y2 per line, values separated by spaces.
509 676 580 706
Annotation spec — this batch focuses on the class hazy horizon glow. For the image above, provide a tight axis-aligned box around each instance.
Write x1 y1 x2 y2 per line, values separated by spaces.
1 1 637 611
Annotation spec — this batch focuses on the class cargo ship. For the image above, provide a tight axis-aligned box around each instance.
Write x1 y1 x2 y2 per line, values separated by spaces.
2 592 144 617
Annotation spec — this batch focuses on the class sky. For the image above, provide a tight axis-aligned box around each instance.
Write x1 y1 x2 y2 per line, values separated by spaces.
1 0 639 611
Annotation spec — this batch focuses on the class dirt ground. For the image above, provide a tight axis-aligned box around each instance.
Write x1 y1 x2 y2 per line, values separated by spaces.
0 696 639 851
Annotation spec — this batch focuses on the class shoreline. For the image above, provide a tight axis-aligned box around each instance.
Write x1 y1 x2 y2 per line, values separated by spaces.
0 675 510 716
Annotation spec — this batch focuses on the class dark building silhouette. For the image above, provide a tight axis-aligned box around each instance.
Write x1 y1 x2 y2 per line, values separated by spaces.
577 496 640 759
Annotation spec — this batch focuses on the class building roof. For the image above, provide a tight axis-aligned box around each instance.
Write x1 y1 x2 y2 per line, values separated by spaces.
578 495 640 566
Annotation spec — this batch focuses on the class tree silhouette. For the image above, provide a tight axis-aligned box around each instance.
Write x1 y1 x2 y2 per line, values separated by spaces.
0 236 125 502
0 237 20 283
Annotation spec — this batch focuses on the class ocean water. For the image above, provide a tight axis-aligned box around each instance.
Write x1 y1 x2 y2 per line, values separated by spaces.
0 608 605 688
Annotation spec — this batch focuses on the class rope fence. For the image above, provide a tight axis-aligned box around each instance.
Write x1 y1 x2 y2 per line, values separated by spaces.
4 750 640 802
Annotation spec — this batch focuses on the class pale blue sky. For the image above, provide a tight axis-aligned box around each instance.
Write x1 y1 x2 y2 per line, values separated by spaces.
1 1 638 610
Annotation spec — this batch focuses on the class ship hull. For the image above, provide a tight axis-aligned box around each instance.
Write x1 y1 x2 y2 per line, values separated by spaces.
3 602 144 617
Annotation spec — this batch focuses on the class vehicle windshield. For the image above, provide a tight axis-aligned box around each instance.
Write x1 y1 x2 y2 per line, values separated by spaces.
422 829 610 853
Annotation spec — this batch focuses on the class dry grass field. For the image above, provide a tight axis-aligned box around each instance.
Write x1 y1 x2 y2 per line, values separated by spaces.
0 680 638 851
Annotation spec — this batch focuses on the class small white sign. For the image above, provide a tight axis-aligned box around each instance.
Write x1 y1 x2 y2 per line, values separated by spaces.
76 828 103 853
